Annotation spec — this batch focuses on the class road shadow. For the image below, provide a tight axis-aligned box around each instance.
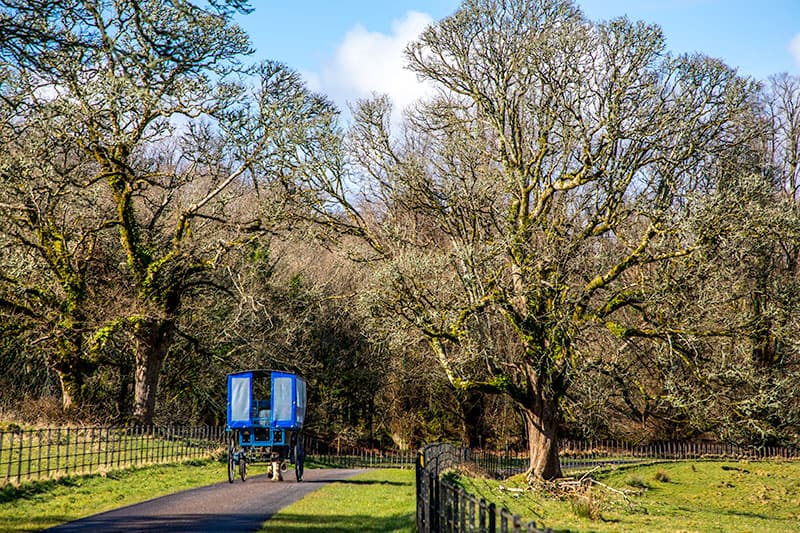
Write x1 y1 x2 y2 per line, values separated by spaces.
44 512 271 532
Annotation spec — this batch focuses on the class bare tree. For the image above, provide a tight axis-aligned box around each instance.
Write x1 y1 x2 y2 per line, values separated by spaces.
296 0 760 478
747 74 800 366
0 81 119 410
0 1 338 423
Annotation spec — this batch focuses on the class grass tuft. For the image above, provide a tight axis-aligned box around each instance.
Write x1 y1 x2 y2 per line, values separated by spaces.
626 475 650 490
569 487 603 521
654 470 671 483
0 422 22 433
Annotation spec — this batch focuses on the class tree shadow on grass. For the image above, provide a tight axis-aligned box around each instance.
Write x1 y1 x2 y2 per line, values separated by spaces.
0 477 76 504
717 508 785 521
260 511 415 532
1 514 72 533
303 479 410 486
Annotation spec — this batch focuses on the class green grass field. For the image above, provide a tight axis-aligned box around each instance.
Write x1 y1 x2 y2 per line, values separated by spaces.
259 469 416 532
451 460 800 532
0 459 227 532
0 460 414 533
4 458 799 533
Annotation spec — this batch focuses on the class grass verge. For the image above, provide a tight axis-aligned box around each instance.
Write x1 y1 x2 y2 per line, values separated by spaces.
0 458 244 532
259 468 416 532
1 460 415 533
451 460 800 532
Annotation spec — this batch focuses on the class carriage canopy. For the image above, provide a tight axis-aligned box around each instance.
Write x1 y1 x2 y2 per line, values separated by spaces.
226 370 307 430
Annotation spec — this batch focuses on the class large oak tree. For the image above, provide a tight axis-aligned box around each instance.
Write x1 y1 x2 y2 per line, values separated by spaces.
299 0 760 478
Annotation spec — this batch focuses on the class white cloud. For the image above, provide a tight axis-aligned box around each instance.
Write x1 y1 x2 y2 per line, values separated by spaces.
791 33 800 69
314 11 435 123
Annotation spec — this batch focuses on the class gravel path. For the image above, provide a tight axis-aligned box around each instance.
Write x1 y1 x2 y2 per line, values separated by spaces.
44 468 367 532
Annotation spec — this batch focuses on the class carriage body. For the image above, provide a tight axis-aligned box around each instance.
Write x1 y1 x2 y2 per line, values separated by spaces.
225 370 307 482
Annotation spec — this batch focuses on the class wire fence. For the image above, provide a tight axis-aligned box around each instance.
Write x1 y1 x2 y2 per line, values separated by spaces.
417 440 800 533
417 443 551 533
0 426 226 486
473 439 800 479
303 435 417 469
0 427 422 486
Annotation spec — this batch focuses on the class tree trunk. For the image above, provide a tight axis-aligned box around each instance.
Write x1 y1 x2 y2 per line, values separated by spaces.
522 393 562 480
459 390 486 449
55 369 84 413
51 342 94 415
132 319 175 425
116 356 134 421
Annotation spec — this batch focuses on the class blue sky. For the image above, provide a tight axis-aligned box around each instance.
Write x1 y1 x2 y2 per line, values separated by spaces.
236 1 800 113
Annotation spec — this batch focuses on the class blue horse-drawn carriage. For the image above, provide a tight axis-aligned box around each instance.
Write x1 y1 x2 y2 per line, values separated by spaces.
225 370 307 482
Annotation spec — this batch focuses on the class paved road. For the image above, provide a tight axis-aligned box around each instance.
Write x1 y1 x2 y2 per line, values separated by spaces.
45 468 367 532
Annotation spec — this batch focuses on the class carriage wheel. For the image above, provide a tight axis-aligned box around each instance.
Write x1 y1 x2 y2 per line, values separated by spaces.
294 435 305 482
239 453 248 482
227 442 236 483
